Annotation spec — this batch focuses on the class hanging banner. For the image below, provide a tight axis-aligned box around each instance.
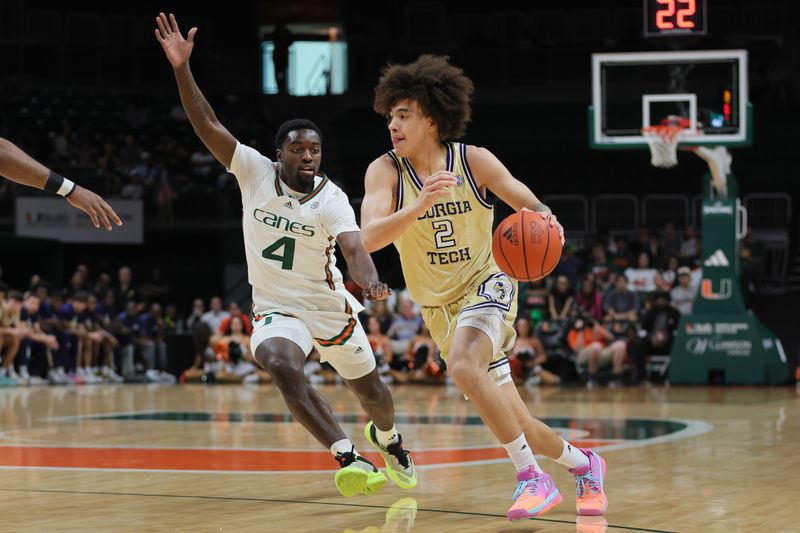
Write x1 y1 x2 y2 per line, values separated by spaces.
15 197 143 244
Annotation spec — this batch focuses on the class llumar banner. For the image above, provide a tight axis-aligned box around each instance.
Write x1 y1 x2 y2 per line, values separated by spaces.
15 197 143 244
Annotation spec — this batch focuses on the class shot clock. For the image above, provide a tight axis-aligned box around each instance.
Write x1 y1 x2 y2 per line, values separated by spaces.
644 0 707 37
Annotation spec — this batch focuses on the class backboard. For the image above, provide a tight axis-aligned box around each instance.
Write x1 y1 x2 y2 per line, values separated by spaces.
590 49 751 149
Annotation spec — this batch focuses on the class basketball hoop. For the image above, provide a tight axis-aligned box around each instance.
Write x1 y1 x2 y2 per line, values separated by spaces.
642 125 686 168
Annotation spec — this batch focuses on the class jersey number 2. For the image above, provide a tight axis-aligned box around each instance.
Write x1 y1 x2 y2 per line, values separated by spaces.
262 236 296 270
432 219 456 249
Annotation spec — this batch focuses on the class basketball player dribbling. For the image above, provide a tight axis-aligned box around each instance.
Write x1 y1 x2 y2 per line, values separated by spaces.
155 12 416 497
360 55 608 519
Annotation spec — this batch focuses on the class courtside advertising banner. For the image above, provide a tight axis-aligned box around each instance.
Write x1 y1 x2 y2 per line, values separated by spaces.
15 197 143 244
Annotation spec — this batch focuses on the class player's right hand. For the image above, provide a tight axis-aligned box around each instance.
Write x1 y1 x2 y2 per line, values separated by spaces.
155 12 197 68
414 171 458 213
363 281 392 301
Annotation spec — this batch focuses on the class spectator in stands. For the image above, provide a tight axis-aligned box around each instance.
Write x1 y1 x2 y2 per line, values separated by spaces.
519 278 549 322
163 304 183 333
603 275 639 323
646 233 664 268
610 236 634 273
212 316 267 384
185 298 205 330
115 266 141 312
86 294 123 382
58 291 94 383
0 290 24 383
661 255 680 287
216 301 252 336
139 303 172 383
587 242 615 292
114 301 141 379
201 296 229 335
547 275 574 321
366 315 394 368
670 267 696 315
387 298 422 355
633 291 681 384
574 276 603 322
568 316 627 389
510 318 560 386
62 270 87 299
367 299 393 333
555 243 582 288
680 225 701 264
405 323 443 384
625 252 658 294
18 293 57 385
661 222 682 259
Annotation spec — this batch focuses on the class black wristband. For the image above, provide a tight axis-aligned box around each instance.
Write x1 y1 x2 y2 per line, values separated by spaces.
44 170 64 193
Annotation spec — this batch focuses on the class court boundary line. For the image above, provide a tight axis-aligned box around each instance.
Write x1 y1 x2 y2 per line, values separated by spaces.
0 486 677 533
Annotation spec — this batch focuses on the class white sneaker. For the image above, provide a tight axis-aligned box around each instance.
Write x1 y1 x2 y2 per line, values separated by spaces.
145 369 161 383
242 373 259 384
48 369 66 385
158 371 176 384
7 368 22 383
84 368 102 384
18 366 31 381
103 367 125 383
29 376 48 386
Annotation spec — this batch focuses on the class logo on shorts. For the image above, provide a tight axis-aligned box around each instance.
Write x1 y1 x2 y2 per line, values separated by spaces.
354 346 364 354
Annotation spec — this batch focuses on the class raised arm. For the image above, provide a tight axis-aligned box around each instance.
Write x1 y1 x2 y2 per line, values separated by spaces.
465 145 564 244
336 231 392 301
360 155 457 252
155 12 235 168
0 137 121 230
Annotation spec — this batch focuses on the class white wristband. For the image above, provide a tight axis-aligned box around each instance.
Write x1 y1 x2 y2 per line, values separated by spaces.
57 178 76 197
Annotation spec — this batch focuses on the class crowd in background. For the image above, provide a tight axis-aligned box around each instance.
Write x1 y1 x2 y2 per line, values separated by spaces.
1 219 766 389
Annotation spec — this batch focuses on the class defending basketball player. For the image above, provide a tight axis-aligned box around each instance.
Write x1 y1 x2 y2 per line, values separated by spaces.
155 12 416 497
361 55 607 519
0 137 121 230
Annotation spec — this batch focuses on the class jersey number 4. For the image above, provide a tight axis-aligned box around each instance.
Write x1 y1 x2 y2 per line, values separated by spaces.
262 236 296 270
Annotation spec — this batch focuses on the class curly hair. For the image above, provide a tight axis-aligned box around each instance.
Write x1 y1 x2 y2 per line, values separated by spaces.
373 55 474 141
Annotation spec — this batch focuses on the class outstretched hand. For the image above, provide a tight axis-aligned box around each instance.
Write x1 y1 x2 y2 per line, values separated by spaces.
66 185 123 230
155 12 197 68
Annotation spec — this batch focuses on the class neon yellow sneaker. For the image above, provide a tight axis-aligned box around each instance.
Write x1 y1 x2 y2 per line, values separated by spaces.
384 497 418 532
334 450 386 497
364 421 417 490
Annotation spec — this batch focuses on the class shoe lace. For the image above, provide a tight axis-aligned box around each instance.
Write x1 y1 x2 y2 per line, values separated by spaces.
512 476 541 501
386 437 411 470
575 472 600 498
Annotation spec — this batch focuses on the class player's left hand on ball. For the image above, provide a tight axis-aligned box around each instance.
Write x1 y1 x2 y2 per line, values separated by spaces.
364 281 392 301
543 213 565 245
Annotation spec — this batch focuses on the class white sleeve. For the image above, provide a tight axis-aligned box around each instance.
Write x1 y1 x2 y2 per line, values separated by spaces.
321 186 360 238
226 142 275 195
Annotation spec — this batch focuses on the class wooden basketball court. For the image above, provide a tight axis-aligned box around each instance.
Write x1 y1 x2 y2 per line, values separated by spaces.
0 383 795 532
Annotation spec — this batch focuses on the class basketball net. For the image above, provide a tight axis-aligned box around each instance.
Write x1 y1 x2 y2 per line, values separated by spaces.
641 124 686 168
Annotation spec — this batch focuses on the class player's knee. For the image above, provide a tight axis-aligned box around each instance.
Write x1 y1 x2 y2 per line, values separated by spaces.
448 359 481 392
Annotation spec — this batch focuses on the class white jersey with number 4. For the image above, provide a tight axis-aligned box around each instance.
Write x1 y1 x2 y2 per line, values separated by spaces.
228 142 364 315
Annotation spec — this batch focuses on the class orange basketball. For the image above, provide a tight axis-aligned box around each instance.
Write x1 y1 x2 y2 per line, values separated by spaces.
492 210 562 282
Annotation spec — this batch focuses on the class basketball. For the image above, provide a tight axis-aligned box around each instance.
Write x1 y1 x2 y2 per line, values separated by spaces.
492 210 562 282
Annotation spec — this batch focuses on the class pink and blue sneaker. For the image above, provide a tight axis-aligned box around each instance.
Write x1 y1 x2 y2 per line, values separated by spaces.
506 466 562 520
570 449 608 516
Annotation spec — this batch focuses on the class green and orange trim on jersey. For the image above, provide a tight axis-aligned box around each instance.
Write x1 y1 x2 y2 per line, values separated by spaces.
315 315 357 347
298 173 329 205
323 236 335 289
274 174 329 204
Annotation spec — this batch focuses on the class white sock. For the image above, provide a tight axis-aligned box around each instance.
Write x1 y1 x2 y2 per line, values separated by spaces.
555 439 589 470
502 433 541 473
330 438 359 458
375 424 399 447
